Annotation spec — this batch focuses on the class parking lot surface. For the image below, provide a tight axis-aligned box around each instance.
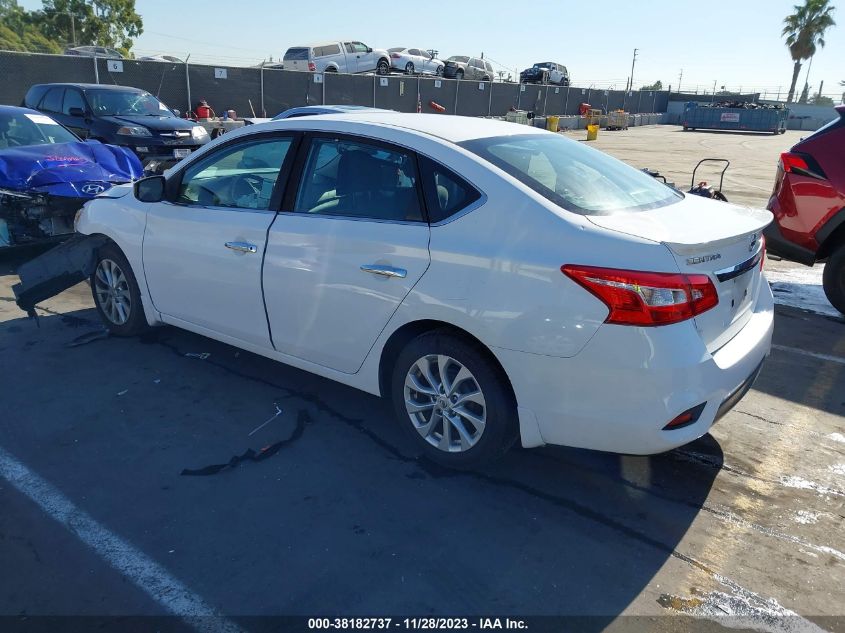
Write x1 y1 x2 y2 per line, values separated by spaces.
1 126 843 632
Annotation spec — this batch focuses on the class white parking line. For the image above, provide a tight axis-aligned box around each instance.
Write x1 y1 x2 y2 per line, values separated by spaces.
0 446 244 633
772 344 845 366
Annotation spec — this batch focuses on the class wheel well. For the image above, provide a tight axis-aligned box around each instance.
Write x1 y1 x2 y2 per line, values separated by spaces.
817 212 845 260
377 320 515 402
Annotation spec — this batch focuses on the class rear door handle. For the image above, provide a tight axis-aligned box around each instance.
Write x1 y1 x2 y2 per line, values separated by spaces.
225 241 257 254
360 264 407 279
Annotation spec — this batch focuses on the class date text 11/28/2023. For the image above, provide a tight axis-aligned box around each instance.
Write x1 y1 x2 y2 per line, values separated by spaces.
307 618 528 630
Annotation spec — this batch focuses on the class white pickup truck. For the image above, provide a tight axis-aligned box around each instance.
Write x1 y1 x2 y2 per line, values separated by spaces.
283 41 391 75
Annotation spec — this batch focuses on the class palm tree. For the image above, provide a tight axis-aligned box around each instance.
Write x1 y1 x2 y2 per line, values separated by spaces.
782 0 836 103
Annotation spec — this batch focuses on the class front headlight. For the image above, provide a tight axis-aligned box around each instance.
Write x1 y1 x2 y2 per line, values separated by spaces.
191 125 209 140
73 207 84 231
117 125 152 137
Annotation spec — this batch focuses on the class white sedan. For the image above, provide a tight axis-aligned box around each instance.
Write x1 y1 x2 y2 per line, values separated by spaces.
387 47 443 75
14 113 774 467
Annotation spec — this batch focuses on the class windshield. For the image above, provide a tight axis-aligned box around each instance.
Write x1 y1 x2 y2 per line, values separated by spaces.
0 111 78 149
533 63 552 69
460 134 683 216
85 89 173 117
448 56 469 63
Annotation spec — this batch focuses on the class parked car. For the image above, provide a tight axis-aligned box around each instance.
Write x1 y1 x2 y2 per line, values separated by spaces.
765 105 845 313
23 83 210 168
442 56 494 81
64 45 123 59
13 113 773 467
387 48 443 75
138 54 185 63
282 41 390 75
520 62 570 86
272 105 391 120
0 105 142 248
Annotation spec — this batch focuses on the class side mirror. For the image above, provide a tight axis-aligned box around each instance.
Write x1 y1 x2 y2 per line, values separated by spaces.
367 47 373 53
171 108 180 117
68 106 86 117
134 175 165 203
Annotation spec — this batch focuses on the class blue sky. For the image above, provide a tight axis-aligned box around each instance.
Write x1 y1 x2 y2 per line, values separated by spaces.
20 0 844 98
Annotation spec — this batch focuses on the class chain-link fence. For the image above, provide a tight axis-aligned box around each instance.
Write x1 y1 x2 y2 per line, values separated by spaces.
0 50 671 119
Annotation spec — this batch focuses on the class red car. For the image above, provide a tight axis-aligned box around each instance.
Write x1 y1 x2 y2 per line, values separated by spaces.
765 105 845 314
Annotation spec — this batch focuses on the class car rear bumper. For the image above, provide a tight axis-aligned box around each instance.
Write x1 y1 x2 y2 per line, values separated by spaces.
493 281 775 455
764 198 817 265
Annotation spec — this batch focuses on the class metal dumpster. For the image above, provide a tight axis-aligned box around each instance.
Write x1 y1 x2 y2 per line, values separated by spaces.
683 105 789 134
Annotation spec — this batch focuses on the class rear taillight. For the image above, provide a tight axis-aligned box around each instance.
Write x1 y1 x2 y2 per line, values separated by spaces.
780 152 809 173
561 265 718 326
307 61 316 72
390 53 401 59
760 235 766 271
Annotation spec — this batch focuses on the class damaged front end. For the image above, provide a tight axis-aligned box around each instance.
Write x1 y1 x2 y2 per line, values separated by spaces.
0 187 83 248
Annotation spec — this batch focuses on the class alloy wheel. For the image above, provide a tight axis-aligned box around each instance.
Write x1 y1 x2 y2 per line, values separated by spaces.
405 62 414 75
94 258 131 325
404 354 487 453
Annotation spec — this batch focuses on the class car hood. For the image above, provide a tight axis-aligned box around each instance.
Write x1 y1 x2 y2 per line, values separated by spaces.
0 141 143 196
101 113 195 131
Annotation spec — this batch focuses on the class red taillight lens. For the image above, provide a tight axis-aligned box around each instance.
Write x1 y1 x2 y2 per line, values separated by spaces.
780 152 809 174
760 235 766 271
390 53 401 59
307 61 316 71
561 265 719 326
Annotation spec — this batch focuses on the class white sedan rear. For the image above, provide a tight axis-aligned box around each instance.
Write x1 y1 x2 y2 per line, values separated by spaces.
63 113 773 467
387 47 443 75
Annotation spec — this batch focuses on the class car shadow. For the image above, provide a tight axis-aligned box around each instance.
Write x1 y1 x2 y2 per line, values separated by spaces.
0 301 722 623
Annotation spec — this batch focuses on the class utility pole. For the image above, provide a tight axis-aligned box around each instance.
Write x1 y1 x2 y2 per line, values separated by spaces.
677 68 683 93
69 12 76 46
626 48 638 92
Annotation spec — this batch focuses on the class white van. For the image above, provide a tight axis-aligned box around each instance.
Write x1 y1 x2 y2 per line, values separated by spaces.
283 41 391 75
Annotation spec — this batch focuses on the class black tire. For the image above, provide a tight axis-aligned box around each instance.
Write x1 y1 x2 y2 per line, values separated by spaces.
390 330 518 468
822 246 845 315
405 62 414 75
456 69 464 80
435 65 443 76
376 59 390 75
91 242 149 336
325 66 337 73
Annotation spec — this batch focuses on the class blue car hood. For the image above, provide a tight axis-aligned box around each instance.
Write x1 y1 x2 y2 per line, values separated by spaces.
0 141 143 198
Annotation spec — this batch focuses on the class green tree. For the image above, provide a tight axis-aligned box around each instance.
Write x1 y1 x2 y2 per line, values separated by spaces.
782 0 836 103
0 0 62 52
36 0 142 53
640 80 663 91
809 94 834 106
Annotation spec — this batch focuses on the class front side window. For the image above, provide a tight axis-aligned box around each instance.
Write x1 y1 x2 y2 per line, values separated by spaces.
294 137 423 222
177 137 292 210
460 134 682 216
62 89 86 115
0 111 78 148
86 89 172 117
351 42 369 53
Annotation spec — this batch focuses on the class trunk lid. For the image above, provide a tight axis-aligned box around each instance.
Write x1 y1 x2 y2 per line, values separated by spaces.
588 195 772 352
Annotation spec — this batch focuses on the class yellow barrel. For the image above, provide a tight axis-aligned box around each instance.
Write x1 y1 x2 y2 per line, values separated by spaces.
586 124 599 141
546 115 560 132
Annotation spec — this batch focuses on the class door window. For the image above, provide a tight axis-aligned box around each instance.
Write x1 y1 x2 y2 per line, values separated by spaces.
294 137 423 222
408 48 422 57
62 89 86 115
176 137 293 210
40 87 64 113
351 42 369 54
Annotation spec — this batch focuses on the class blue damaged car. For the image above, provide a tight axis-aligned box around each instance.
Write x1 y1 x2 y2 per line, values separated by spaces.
0 105 143 248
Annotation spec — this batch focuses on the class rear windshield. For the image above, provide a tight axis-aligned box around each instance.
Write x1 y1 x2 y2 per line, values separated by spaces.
283 47 310 61
387 47 404 53
459 134 683 216
448 56 469 63
0 110 78 148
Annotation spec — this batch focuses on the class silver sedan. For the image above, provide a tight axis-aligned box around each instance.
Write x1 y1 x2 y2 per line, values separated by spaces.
387 47 444 75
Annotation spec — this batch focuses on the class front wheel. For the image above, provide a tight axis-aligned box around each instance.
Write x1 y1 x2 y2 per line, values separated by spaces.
455 69 464 80
391 331 518 468
822 246 845 315
91 243 149 336
376 59 390 75
435 65 443 76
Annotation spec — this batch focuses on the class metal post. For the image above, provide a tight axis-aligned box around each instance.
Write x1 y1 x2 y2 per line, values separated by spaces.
372 75 376 107
652 91 656 112
454 78 460 115
563 86 569 115
637 90 642 114
93 56 99 84
542 86 548 116
516 84 521 110
487 80 493 117
260 64 265 117
185 57 192 114
322 72 325 105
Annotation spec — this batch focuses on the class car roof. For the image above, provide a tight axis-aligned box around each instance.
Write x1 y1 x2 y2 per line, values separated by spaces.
31 83 146 92
264 112 545 144
0 105 46 116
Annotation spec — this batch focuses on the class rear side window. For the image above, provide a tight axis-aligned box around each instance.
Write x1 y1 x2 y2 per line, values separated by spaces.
24 86 48 108
40 87 64 113
419 156 481 223
284 47 310 61
62 89 85 115
460 134 682 216
314 44 340 57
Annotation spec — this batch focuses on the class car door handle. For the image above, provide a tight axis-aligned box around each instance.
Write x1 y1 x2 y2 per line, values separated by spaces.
225 241 257 254
360 264 407 279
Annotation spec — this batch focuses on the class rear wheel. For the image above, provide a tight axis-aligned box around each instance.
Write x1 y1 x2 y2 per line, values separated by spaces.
405 62 414 75
391 331 518 468
91 243 148 336
822 246 845 315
